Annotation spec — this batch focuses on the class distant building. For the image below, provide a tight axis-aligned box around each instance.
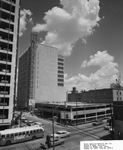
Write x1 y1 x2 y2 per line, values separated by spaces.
0 0 20 129
68 86 123 103
17 34 66 108
113 82 123 139
35 102 112 126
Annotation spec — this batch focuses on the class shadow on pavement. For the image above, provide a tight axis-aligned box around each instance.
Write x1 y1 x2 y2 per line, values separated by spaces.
99 133 113 140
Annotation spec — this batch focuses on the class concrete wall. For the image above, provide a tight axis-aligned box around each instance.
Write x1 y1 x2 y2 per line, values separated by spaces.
17 49 30 107
113 89 123 101
35 44 66 103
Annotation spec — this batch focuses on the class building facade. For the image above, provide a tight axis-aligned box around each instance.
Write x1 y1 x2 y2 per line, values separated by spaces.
35 44 66 103
113 84 123 139
68 87 123 103
35 102 112 126
0 0 20 129
17 48 30 107
17 35 66 108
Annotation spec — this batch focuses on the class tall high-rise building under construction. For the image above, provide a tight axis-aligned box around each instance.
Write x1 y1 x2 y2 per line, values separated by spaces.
0 0 20 129
17 34 66 108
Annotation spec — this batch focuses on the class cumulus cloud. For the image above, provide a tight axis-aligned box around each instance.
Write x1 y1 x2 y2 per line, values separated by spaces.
19 9 33 37
65 51 119 91
81 51 117 68
32 0 100 56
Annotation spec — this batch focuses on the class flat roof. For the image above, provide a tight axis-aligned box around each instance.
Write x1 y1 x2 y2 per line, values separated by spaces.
37 102 110 108
0 125 44 135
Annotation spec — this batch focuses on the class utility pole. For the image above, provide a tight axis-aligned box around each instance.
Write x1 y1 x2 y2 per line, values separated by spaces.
76 92 78 126
52 108 55 150
52 105 59 150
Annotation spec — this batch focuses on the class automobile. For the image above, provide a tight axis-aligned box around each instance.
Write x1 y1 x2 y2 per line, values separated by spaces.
40 143 46 149
40 138 64 149
6 28 12 32
104 126 113 132
0 91 8 94
27 120 35 126
92 120 103 126
55 131 71 138
1 80 9 83
21 117 28 123
50 133 59 140
23 119 28 123
2 69 9 73
50 138 64 147
34 122 44 128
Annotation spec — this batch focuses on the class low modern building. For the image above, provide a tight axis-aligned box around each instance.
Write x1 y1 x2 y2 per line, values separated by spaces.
17 34 66 109
0 0 20 129
35 102 112 126
68 86 123 103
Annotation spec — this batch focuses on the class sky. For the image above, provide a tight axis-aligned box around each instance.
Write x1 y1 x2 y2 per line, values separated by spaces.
19 0 123 92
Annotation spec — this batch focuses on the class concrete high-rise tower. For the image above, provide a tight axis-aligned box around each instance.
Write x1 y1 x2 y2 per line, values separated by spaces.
17 34 66 108
0 0 20 129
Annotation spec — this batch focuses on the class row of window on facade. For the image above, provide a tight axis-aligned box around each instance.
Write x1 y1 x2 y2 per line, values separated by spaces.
0 1 16 13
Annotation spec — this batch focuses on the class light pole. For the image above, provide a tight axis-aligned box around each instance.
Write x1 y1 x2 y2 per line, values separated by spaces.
76 92 78 126
52 108 55 150
64 102 68 126
110 103 114 140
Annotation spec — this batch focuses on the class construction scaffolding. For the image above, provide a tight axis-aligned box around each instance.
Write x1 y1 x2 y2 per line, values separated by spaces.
28 33 38 106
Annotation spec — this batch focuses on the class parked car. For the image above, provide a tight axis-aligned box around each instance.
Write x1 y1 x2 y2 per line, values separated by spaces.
50 138 64 147
27 120 35 126
40 138 64 149
23 119 28 123
104 126 113 132
92 120 103 126
34 122 44 128
50 133 59 140
55 131 71 138
21 117 28 123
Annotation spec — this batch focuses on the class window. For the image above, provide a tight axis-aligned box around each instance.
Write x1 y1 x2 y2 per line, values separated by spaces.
86 113 95 117
97 111 105 115
66 114 68 119
15 133 18 136
58 58 64 62
30 131 32 134
58 83 64 86
58 79 64 82
58 70 64 74
58 66 64 70
6 134 9 138
19 132 22 136
58 62 64 66
58 74 64 78
2 135 5 138
74 114 84 119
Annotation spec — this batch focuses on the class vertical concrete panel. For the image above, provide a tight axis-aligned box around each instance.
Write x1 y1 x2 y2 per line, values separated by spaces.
35 44 66 103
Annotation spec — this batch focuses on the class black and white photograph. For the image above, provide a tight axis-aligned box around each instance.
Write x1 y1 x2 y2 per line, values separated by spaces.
0 0 123 149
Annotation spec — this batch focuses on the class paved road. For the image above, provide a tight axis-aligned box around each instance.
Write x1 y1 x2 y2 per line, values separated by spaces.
0 113 110 150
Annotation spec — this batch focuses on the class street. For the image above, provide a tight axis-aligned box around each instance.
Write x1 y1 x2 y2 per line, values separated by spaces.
0 113 111 150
